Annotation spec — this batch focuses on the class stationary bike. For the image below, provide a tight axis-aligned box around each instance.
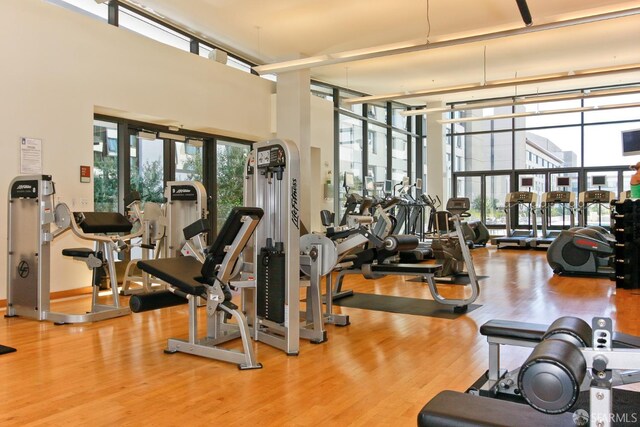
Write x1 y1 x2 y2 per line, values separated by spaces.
430 198 479 282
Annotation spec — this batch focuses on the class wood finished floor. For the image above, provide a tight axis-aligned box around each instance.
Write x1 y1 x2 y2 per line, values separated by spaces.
0 248 638 426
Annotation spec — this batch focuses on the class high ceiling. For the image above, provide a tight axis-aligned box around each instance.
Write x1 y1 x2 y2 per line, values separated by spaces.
125 0 640 105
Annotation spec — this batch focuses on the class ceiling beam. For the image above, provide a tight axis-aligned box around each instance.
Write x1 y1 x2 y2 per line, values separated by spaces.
438 101 640 124
344 63 640 105
400 86 640 116
253 6 640 75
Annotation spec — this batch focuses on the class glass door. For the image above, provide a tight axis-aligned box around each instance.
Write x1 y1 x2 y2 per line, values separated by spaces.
584 170 618 228
216 140 251 232
485 174 510 228
455 176 481 221
175 139 203 182
129 132 165 203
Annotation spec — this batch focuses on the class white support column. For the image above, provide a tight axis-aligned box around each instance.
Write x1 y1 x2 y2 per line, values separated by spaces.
276 70 311 232
426 102 447 200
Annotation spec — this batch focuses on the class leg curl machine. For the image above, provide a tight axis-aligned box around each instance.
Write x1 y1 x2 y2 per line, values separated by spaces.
134 207 264 369
6 175 143 324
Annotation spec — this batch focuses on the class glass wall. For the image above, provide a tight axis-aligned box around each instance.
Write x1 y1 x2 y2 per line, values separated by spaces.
368 124 387 184
334 94 422 218
391 131 408 182
338 114 364 214
119 7 191 52
449 86 640 228
583 122 640 167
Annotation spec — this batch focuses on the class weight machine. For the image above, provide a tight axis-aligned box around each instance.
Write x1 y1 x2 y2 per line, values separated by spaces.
120 181 208 295
6 175 136 324
243 139 325 355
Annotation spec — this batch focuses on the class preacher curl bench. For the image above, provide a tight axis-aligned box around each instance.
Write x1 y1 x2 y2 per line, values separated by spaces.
133 207 264 369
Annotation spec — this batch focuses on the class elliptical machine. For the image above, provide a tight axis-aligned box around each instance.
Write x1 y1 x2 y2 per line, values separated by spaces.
547 181 617 276
546 226 615 277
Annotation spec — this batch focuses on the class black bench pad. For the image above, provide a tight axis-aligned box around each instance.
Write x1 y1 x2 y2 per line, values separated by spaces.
62 248 96 258
613 331 640 349
371 263 442 274
76 212 133 234
137 257 206 296
480 320 547 342
418 390 574 427
481 319 640 349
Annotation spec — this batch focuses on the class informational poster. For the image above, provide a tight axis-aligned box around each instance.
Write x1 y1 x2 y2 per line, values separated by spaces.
80 165 91 183
20 137 42 174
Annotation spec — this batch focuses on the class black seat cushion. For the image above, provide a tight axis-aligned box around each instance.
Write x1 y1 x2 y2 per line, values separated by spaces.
137 257 206 296
371 263 441 274
75 212 133 234
480 320 547 342
62 248 96 258
418 391 574 427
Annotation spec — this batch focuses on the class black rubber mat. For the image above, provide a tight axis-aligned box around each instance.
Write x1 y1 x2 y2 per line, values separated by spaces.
408 275 488 285
0 345 16 355
331 292 481 319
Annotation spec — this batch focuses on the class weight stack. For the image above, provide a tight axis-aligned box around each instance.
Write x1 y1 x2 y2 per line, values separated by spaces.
257 246 286 323
613 199 640 290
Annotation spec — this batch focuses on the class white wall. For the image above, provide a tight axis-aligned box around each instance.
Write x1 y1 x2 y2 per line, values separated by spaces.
0 1 275 297
310 97 335 231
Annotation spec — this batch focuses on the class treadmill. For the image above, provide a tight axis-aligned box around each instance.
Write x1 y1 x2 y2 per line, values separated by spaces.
492 185 538 249
530 177 576 249
578 190 615 230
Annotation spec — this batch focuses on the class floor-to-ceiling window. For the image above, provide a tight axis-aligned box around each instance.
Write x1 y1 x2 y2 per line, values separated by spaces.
447 84 640 232
334 89 424 218
93 119 119 212
93 116 251 236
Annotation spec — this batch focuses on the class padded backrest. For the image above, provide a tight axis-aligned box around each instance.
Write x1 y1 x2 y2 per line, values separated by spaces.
200 207 264 279
320 210 334 227
75 212 133 233
183 218 210 240
434 211 452 233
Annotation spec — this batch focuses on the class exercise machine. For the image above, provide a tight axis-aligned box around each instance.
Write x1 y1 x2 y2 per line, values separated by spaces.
243 139 325 355
578 189 614 230
6 175 135 324
531 188 576 249
135 207 264 369
430 198 481 285
121 181 208 294
546 226 615 277
163 181 208 257
419 316 640 427
330 199 480 312
120 197 166 295
492 189 538 249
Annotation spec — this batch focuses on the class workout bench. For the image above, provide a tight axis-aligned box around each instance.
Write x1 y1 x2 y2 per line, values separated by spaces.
136 207 264 369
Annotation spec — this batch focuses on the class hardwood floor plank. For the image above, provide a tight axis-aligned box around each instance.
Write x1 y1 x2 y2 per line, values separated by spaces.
0 247 638 425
